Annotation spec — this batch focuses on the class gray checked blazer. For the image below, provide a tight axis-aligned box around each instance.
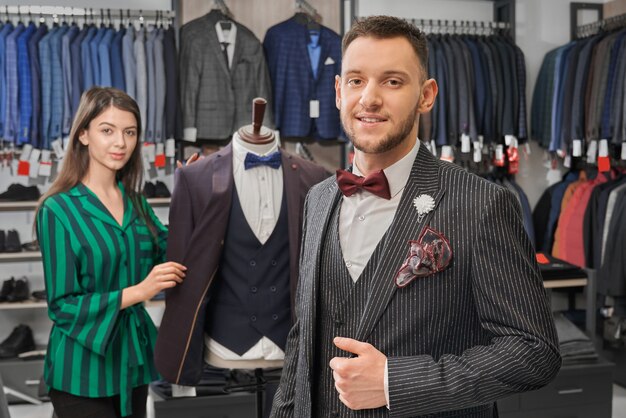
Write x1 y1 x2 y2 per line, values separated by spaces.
179 10 273 141
271 144 561 417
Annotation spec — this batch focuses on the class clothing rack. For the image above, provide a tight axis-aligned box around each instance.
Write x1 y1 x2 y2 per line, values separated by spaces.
211 0 234 20
576 12 626 38
295 0 322 23
1 5 175 25
410 18 511 36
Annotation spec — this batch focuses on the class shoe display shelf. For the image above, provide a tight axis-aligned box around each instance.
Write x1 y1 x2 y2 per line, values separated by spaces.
0 198 171 263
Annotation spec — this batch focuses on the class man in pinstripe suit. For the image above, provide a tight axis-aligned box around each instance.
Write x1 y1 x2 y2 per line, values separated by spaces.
271 16 560 418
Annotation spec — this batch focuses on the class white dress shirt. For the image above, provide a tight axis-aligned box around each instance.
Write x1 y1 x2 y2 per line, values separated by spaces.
338 139 420 407
215 21 237 69
204 132 285 367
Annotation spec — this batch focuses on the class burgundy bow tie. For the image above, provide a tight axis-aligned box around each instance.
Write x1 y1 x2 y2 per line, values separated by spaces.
336 169 392 200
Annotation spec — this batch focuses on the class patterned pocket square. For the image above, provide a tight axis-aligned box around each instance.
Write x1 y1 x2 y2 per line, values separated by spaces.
394 227 453 288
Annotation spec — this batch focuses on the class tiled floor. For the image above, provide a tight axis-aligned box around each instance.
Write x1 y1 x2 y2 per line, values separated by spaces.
7 385 626 417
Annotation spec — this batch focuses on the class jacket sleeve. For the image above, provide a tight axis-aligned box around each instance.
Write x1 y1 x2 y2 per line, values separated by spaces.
387 187 561 417
37 204 122 357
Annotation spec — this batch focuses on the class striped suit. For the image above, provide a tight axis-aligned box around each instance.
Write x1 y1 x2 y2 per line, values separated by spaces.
271 145 561 417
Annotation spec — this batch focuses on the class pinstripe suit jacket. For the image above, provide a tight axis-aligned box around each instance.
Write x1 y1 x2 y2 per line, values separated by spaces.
271 145 561 417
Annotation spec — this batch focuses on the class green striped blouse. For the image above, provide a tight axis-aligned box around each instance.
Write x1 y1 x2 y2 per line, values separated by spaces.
36 182 167 416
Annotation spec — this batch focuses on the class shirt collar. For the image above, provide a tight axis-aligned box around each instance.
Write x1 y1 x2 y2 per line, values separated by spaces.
215 21 237 45
232 132 279 163
353 139 420 198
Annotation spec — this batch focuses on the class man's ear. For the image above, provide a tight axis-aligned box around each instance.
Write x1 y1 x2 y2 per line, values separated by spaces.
417 79 438 114
335 75 342 110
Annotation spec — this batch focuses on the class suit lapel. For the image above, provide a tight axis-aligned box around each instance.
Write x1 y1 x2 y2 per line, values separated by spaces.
185 144 234 250
353 145 446 343
205 11 231 77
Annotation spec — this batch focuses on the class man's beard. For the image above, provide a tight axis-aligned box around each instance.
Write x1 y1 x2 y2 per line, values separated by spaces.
342 104 418 154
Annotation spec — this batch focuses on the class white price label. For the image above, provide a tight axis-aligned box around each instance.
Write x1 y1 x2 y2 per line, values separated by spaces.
572 139 582 157
461 134 471 153
20 144 33 161
309 100 320 118
165 138 176 157
587 140 598 164
621 143 626 160
598 139 609 157
51 140 64 159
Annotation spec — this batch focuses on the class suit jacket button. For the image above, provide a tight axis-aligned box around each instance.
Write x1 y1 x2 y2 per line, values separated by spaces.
250 260 256 267
251 315 257 322
272 314 278 320
270 286 276 292
250 286 258 293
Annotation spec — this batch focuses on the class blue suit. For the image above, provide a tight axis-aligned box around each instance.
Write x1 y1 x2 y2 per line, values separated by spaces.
28 24 48 148
49 25 69 141
70 26 88 115
39 28 55 149
111 28 126 91
81 26 97 92
17 23 37 144
263 16 342 141
0 23 14 137
89 27 106 86
98 28 115 87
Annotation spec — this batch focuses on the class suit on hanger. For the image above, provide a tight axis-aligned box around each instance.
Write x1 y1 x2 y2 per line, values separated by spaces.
271 145 560 417
180 10 273 142
154 144 327 384
263 15 342 141
28 23 48 148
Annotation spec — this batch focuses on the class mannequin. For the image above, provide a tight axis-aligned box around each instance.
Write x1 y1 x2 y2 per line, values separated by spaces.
155 97 328 417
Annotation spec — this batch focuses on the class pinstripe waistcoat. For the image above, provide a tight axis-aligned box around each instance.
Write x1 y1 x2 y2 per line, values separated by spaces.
271 144 561 418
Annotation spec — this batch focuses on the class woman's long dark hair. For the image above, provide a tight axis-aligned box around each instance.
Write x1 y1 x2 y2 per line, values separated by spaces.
35 87 157 237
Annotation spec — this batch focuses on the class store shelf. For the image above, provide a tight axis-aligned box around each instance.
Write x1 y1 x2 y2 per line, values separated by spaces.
0 197 170 212
0 300 47 310
0 251 42 263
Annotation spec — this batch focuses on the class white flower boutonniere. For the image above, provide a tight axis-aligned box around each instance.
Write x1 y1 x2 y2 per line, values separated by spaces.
413 194 435 222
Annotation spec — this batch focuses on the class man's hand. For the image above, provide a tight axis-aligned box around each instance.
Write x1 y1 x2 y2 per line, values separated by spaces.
329 337 387 410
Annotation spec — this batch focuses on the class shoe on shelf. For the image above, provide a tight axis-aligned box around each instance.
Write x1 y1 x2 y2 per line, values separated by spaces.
4 229 22 253
21 240 40 252
143 182 156 198
0 229 5 252
0 324 36 359
31 290 47 301
0 183 41 201
6 277 30 302
0 277 16 302
154 181 171 198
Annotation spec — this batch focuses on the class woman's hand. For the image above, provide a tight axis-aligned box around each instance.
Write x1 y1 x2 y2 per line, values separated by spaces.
121 262 187 308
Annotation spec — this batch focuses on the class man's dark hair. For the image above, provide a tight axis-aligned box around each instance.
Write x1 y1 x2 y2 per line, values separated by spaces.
342 15 428 77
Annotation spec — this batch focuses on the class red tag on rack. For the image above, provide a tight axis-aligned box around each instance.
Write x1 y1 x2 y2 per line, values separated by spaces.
154 154 166 168
17 160 30 176
598 156 611 172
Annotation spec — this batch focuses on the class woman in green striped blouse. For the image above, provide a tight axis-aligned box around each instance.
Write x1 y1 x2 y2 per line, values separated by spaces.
35 87 187 418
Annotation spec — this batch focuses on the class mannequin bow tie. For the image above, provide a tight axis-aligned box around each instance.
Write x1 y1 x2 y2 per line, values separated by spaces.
336 169 391 200
244 152 282 170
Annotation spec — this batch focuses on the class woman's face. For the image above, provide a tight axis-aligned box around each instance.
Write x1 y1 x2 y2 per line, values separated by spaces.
79 106 138 175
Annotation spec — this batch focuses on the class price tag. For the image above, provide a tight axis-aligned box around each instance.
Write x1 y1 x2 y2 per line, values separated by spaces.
621 142 626 160
29 149 41 178
461 134 470 153
473 141 482 163
39 161 53 177
440 145 454 162
430 139 436 156
504 135 516 146
598 156 611 172
17 160 30 176
309 100 320 118
587 140 598 164
20 144 33 161
155 143 166 168
572 139 582 157
51 139 64 159
143 143 156 164
494 145 505 167
563 155 571 168
598 139 609 157
165 138 176 157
